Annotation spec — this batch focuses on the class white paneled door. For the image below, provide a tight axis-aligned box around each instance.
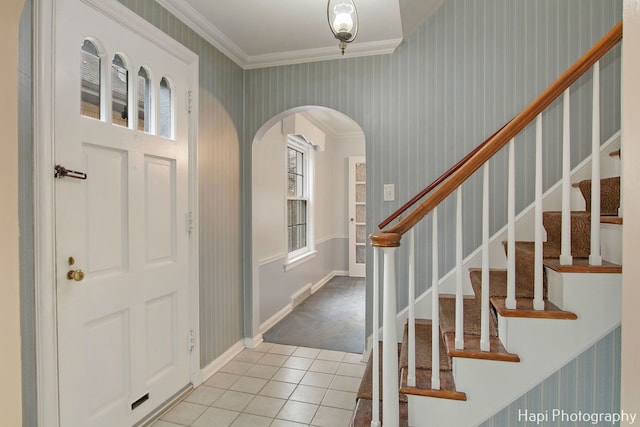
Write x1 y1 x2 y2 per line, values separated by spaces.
348 157 366 277
54 0 194 425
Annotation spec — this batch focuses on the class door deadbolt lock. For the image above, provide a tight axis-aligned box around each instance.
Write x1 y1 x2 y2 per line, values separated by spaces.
67 269 85 282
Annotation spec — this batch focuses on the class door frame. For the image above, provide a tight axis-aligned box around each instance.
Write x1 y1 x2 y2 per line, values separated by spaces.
33 1 200 425
348 156 366 277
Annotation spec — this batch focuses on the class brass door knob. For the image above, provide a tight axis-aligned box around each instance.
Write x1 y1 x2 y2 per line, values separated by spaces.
67 269 85 282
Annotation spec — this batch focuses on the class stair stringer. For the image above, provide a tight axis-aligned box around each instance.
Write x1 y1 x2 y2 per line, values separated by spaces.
407 271 621 427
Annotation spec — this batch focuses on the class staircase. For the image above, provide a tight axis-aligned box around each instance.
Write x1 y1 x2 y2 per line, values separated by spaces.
354 22 623 427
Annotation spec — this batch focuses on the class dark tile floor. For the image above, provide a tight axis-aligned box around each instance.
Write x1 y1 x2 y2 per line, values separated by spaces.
262 276 366 354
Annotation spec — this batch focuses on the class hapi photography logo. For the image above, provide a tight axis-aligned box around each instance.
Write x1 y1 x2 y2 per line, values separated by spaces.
518 409 637 425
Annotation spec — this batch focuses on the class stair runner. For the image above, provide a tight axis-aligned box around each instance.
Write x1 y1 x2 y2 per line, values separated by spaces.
351 176 621 426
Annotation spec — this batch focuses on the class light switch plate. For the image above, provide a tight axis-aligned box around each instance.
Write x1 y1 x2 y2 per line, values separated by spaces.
384 184 395 201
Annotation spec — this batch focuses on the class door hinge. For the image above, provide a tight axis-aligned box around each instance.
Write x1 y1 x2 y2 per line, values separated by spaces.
185 211 193 234
189 330 196 352
187 90 193 114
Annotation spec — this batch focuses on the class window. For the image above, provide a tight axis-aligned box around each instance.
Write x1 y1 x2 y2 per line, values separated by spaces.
80 39 101 119
77 41 179 139
286 138 315 265
159 77 173 139
137 67 151 132
287 146 306 253
111 54 129 127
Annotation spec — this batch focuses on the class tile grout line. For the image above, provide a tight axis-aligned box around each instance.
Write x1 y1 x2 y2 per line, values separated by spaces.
153 343 366 427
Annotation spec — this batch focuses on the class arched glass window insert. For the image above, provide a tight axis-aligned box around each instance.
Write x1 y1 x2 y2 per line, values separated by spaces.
159 77 173 139
111 54 129 127
80 40 101 119
137 67 151 132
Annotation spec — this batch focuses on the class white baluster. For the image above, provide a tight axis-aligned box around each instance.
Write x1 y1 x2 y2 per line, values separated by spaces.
506 138 516 309
480 164 490 352
381 245 399 426
371 247 380 427
560 89 573 266
431 208 440 389
534 114 545 311
590 61 603 266
407 229 416 387
455 188 464 349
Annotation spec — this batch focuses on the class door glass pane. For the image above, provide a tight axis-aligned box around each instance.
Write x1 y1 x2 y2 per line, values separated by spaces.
355 163 366 182
355 205 366 223
80 40 101 119
111 54 128 127
137 67 151 132
356 245 366 264
159 77 173 139
356 183 366 203
356 225 365 244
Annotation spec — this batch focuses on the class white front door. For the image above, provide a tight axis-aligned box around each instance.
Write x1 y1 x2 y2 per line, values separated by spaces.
348 157 366 277
54 0 194 425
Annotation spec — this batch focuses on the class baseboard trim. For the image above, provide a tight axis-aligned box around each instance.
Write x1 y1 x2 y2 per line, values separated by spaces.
260 270 348 334
260 304 293 334
244 334 264 349
198 339 245 384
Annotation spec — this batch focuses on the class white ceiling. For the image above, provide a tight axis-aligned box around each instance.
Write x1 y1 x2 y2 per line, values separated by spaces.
156 0 444 136
157 0 444 69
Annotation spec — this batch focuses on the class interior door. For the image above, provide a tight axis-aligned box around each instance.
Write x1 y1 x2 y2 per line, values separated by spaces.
54 0 193 425
348 157 366 277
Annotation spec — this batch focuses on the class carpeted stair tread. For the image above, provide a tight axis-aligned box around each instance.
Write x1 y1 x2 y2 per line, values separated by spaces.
601 216 623 225
544 258 622 274
542 211 591 257
439 293 498 338
356 342 407 403
400 368 466 401
399 319 451 371
577 176 620 215
350 398 409 427
491 297 577 319
503 241 553 294
442 332 520 363
469 268 534 299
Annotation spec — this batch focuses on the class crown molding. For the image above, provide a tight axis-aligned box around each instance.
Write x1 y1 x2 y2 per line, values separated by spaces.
156 0 248 67
243 38 402 70
157 0 401 70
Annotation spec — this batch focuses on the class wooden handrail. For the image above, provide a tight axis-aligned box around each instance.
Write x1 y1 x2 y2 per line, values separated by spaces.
375 21 622 243
378 122 511 229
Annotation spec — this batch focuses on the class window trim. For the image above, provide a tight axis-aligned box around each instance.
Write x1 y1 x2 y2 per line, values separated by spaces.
284 136 315 269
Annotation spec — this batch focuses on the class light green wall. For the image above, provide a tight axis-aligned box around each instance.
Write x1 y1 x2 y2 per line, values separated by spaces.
118 0 623 370
481 327 621 426
243 0 622 336
119 0 246 366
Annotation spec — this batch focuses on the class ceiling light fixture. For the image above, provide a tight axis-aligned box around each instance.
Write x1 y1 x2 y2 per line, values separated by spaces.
327 0 359 55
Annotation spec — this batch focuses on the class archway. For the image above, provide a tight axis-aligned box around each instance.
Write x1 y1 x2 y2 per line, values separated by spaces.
251 106 367 353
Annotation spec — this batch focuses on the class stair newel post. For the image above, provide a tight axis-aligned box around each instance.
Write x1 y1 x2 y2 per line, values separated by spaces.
560 89 573 266
534 114 545 311
455 187 464 349
480 164 490 352
407 228 416 387
431 208 441 389
590 61 603 266
370 232 401 427
371 246 381 427
506 138 517 310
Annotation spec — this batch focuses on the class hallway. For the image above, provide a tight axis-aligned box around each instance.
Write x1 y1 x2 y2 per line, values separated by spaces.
263 277 366 354
152 343 366 427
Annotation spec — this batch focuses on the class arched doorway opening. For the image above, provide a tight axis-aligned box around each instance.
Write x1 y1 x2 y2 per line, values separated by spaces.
251 106 366 354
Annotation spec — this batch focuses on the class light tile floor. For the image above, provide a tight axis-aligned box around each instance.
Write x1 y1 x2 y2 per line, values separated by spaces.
152 342 366 427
